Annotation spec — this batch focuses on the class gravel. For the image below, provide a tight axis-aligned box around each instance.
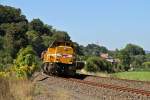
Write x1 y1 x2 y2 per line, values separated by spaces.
33 73 150 100
84 76 150 91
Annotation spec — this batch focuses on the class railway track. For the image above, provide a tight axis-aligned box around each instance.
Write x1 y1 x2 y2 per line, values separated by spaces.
82 75 150 92
33 72 150 97
65 77 150 97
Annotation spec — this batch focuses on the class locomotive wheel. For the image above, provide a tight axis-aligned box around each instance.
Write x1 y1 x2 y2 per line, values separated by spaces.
42 63 49 74
42 63 76 76
52 63 61 75
47 63 56 75
42 63 59 75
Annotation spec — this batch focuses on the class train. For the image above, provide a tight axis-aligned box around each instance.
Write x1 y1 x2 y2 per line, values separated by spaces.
41 40 85 76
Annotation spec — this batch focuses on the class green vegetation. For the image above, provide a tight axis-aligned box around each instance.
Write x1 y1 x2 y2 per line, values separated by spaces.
0 5 71 78
84 57 113 73
111 44 150 72
83 44 108 56
14 45 41 78
0 4 150 79
82 42 150 73
142 62 150 69
112 71 150 81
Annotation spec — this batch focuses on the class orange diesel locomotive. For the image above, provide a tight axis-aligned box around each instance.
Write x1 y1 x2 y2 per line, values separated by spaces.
41 41 84 76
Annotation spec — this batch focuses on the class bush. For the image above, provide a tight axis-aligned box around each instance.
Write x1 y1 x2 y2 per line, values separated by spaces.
84 57 100 72
0 72 10 77
13 45 41 78
84 57 113 73
142 62 150 69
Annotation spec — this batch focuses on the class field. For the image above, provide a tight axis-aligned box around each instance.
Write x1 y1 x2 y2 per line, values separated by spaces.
112 71 150 81
80 69 150 81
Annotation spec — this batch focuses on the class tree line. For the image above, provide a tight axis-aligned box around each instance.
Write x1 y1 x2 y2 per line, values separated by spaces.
74 40 150 72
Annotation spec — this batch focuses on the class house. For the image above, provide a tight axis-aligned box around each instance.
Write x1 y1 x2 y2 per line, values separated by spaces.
100 53 118 64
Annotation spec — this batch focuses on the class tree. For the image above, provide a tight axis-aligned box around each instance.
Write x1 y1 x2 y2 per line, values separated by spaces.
73 42 84 56
123 44 145 56
0 5 28 70
117 50 131 71
108 48 119 58
0 50 13 71
52 30 71 41
115 44 145 71
42 35 54 47
0 36 3 49
26 30 45 56
2 22 28 58
42 24 53 36
131 55 145 68
28 18 53 36
0 5 28 58
84 44 108 56
29 19 44 33
0 5 27 24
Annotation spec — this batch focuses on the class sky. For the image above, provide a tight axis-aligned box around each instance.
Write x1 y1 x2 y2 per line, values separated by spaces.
1 0 150 50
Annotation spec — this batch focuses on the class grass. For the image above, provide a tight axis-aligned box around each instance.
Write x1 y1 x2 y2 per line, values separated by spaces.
111 71 150 81
80 69 150 81
0 77 34 100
